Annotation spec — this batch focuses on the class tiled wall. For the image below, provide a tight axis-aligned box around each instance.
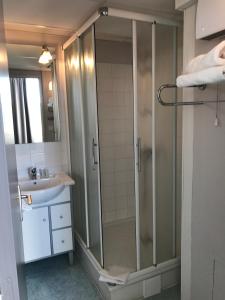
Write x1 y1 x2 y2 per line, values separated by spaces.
97 62 135 224
15 142 68 180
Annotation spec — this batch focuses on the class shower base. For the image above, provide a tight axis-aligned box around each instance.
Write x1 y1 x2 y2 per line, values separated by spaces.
75 219 180 300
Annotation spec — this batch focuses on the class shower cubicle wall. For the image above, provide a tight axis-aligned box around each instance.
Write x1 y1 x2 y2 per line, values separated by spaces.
64 8 181 274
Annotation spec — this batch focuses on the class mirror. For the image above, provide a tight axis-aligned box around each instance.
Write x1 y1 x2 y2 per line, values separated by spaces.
7 44 60 144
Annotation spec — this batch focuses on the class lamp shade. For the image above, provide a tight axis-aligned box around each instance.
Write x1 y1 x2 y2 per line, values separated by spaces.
39 46 53 65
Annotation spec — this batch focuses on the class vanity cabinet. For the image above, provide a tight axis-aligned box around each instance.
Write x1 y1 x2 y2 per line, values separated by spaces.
22 186 73 263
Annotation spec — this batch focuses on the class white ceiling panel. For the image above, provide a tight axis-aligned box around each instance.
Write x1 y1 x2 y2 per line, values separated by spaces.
7 44 55 70
106 0 179 17
3 0 180 33
3 0 104 30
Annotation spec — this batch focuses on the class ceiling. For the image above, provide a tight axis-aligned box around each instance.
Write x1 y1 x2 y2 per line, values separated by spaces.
7 44 55 70
3 0 181 34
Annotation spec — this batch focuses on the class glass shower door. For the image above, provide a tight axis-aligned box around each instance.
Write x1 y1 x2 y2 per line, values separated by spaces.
136 21 154 269
95 16 137 272
64 40 88 245
155 24 177 264
136 21 179 268
80 25 103 265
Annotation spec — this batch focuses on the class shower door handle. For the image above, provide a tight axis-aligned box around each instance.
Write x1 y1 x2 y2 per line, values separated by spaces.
92 138 98 168
137 138 141 172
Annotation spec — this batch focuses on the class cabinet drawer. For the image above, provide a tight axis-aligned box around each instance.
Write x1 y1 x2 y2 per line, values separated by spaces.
50 203 71 229
52 228 73 254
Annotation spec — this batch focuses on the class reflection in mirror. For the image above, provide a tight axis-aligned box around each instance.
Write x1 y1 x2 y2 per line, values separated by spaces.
7 44 60 144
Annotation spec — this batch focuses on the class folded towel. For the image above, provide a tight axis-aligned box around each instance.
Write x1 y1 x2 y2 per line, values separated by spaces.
177 65 225 88
99 265 132 285
185 41 225 74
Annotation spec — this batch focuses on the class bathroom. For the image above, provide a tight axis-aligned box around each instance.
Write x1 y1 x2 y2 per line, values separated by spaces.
1 1 225 300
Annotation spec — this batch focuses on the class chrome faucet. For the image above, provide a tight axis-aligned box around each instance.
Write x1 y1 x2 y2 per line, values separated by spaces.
29 167 37 180
28 167 50 180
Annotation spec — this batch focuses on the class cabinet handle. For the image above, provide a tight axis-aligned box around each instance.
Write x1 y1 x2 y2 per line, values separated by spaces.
60 215 63 219
61 240 65 244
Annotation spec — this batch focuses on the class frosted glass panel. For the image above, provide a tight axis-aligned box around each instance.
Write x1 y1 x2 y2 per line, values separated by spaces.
155 24 177 264
64 40 87 244
136 21 154 269
80 25 103 265
95 16 137 271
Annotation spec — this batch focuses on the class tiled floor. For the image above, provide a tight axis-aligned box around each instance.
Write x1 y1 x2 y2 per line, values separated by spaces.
25 255 100 300
25 254 180 300
147 286 180 300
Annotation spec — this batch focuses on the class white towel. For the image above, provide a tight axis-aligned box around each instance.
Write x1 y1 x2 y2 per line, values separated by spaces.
185 41 225 74
177 65 225 88
99 265 132 285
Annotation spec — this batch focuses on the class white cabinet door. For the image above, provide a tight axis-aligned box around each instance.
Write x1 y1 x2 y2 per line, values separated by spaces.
22 207 51 262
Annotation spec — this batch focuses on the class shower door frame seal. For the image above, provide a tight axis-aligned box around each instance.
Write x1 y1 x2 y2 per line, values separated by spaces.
172 27 178 258
78 37 90 248
63 7 180 271
132 20 141 271
152 22 157 267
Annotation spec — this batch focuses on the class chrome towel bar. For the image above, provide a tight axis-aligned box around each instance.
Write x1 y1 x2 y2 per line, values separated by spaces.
157 84 225 107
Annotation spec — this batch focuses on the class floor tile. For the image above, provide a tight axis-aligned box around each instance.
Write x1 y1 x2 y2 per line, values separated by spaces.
26 254 180 300
25 254 100 300
147 286 181 300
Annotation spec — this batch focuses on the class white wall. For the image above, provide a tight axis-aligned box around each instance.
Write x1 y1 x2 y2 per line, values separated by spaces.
191 40 225 299
181 2 225 300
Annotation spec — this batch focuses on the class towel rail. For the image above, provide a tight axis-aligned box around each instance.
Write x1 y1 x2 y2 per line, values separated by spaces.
157 84 225 107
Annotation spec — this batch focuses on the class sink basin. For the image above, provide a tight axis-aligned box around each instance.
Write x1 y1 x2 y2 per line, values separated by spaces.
19 176 65 204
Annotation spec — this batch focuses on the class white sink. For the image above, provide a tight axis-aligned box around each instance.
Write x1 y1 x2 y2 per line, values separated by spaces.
19 174 74 204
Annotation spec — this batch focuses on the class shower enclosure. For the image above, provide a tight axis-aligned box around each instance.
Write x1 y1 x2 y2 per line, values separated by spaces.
64 7 181 296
